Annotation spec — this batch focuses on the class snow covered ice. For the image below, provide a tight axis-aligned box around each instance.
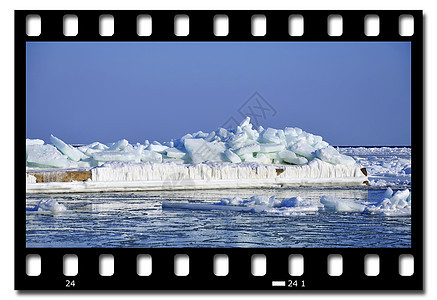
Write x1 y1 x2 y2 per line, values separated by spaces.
26 117 359 170
26 117 371 192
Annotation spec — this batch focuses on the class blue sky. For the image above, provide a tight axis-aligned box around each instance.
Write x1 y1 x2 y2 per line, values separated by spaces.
26 42 411 146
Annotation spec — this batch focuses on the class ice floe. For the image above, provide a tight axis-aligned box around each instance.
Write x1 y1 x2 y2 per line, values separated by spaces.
162 195 319 215
162 188 411 217
363 188 411 216
320 195 366 212
27 199 67 212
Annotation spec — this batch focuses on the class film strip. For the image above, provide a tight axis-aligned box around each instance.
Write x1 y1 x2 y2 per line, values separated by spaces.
16 10 423 290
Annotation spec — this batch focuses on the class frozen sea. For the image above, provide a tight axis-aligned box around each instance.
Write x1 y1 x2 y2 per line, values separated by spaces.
26 147 412 248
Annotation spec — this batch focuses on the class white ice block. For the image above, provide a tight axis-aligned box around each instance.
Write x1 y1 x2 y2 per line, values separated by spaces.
93 151 139 162
50 134 87 162
320 195 366 212
27 144 74 169
223 149 242 163
278 150 308 165
315 146 355 166
184 139 226 163
141 150 162 163
289 141 316 160
26 138 44 146
166 147 187 159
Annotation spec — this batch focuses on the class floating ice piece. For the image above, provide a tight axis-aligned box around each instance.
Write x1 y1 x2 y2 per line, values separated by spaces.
27 199 67 212
280 196 313 208
27 144 74 169
50 134 87 162
364 188 411 216
320 195 366 212
219 196 244 206
315 146 355 166
162 202 262 213
26 138 44 146
381 187 394 200
249 195 273 205
278 150 308 165
162 194 319 215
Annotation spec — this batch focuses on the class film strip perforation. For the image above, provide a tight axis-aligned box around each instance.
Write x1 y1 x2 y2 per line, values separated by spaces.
20 249 419 290
21 10 419 41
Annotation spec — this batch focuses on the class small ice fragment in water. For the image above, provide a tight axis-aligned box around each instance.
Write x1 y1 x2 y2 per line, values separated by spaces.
364 188 411 216
320 195 366 212
27 199 67 212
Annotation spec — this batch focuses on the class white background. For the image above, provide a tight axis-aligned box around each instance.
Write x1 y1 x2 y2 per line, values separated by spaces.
0 0 435 298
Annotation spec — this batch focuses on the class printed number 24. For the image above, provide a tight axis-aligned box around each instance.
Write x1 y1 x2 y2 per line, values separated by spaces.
288 280 305 288
66 280 75 287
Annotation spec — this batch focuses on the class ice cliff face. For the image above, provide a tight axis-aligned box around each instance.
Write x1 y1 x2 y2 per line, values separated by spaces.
26 117 356 170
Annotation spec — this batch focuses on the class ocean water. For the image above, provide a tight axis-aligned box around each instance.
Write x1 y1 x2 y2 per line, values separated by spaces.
25 147 412 248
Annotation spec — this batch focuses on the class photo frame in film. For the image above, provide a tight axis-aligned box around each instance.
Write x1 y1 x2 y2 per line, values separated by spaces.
16 10 423 290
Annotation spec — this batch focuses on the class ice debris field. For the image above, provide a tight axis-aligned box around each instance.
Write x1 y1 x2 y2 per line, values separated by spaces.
27 187 411 216
26 117 368 191
163 187 412 216
27 117 356 168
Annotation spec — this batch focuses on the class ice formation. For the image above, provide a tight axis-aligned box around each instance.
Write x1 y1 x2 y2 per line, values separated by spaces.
26 117 358 170
363 188 411 216
320 195 366 212
339 147 411 187
27 199 67 212
318 187 411 216
162 195 319 215
90 159 365 183
162 189 411 217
